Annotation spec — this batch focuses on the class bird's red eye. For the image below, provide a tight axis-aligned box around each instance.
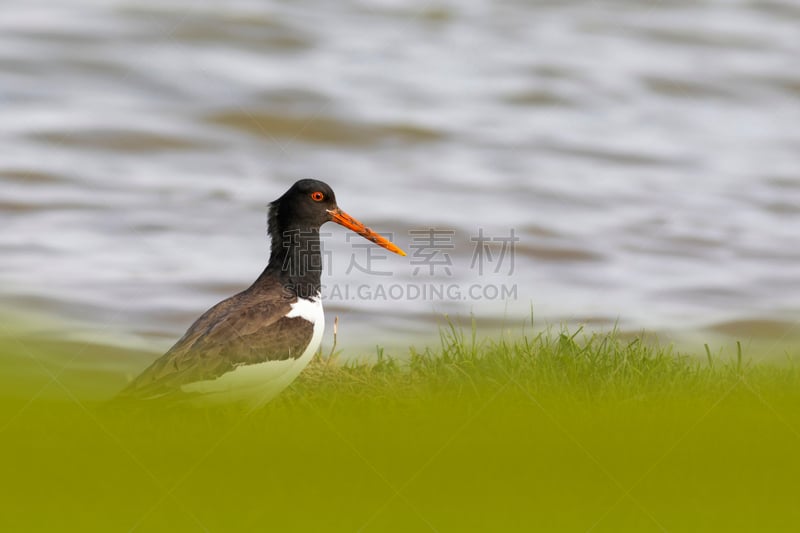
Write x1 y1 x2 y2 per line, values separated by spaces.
310 191 324 201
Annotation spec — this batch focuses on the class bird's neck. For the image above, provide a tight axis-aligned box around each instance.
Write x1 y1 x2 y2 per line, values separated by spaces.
255 225 322 298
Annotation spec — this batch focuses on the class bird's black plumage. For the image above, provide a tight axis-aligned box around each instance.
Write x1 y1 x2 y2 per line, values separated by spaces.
118 180 334 400
117 277 312 399
117 179 404 403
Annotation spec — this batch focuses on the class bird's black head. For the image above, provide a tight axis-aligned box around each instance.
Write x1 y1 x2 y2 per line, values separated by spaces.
267 178 405 263
270 179 338 231
260 179 404 296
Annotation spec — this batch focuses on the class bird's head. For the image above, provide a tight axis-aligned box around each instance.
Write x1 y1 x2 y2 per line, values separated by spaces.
270 179 406 256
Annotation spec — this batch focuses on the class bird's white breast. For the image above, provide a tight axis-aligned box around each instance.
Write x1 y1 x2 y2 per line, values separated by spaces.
285 293 325 364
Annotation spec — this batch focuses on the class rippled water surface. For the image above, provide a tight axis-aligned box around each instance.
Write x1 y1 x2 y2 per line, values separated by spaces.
1 0 799 352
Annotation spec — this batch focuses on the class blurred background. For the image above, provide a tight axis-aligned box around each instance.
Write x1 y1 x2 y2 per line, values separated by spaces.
1 0 799 356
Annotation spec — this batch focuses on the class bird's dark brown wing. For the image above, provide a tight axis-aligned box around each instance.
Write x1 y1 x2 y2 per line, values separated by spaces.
117 283 313 400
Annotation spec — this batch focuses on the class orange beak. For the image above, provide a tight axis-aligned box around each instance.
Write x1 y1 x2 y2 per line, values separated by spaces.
327 208 406 256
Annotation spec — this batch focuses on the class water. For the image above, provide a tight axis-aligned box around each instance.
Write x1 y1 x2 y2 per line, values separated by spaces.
1 0 799 354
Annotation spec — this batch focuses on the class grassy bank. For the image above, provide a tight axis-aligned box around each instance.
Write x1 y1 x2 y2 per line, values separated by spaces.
1 323 799 532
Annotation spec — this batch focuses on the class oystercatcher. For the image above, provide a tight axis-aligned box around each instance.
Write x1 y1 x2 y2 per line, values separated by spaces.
118 179 405 405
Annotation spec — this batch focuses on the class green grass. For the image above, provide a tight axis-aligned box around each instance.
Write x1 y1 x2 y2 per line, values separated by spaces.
1 321 799 532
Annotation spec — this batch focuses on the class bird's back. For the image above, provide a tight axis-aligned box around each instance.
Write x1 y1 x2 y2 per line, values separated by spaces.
118 276 322 404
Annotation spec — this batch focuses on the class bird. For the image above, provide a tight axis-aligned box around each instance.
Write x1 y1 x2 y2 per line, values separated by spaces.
117 179 405 406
